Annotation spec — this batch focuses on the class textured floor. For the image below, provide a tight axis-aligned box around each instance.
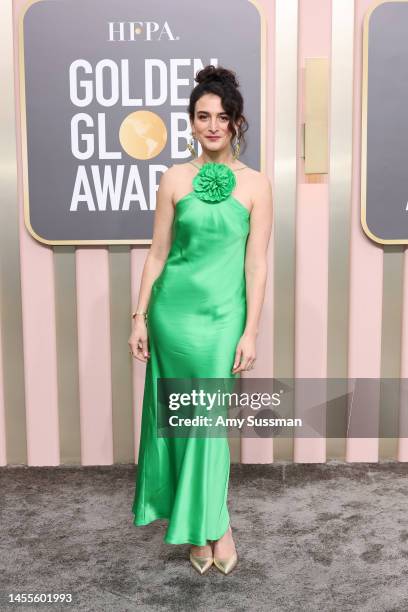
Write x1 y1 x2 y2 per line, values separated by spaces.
1 462 408 611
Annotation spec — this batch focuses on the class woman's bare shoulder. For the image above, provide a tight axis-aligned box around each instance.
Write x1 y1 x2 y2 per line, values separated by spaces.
240 166 271 191
165 161 195 181
241 165 270 180
160 162 190 187
159 163 195 204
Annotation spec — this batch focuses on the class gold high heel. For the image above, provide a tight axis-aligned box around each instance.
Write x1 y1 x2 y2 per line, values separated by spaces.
213 525 238 575
189 543 214 575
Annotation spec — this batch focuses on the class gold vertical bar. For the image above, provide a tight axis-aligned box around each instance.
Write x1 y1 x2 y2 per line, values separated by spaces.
327 0 354 459
110 246 134 463
380 247 404 459
55 247 81 464
0 0 27 464
274 0 299 460
304 58 329 174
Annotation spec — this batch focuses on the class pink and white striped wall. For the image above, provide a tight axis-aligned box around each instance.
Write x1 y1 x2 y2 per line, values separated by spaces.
0 0 403 466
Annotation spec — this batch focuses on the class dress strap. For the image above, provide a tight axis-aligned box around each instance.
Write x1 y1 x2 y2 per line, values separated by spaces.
188 160 202 169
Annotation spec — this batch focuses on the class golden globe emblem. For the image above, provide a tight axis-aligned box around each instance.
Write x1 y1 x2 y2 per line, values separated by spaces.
119 111 167 160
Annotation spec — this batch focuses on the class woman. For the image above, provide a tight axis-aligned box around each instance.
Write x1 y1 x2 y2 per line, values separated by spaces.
128 65 273 575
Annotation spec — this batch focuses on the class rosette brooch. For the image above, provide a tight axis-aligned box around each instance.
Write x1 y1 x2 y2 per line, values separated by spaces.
192 162 236 204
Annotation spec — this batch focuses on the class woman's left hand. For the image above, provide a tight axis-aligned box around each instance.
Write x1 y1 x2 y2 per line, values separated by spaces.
232 332 257 374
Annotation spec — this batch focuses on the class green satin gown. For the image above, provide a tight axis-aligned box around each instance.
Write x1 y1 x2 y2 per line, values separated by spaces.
132 161 250 546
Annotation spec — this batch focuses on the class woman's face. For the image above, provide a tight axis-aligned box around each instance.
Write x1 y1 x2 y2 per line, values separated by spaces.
191 93 236 153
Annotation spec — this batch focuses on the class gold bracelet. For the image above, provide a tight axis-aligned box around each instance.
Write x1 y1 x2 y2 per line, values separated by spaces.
131 310 147 319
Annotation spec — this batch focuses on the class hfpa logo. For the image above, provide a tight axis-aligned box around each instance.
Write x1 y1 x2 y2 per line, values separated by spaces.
108 21 179 41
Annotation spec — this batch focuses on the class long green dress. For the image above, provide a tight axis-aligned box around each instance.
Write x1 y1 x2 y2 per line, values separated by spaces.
132 160 250 546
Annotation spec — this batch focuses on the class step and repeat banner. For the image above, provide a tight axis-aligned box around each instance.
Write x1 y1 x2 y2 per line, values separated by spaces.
19 0 264 244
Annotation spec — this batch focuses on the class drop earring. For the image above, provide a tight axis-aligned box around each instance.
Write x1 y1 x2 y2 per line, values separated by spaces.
232 136 241 160
187 133 197 158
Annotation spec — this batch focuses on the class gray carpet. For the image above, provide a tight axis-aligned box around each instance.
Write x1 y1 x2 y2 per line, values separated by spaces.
1 462 408 611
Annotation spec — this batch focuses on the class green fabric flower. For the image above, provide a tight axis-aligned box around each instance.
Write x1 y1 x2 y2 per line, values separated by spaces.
192 162 236 203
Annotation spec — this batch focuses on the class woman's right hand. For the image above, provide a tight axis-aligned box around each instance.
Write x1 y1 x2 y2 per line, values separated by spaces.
128 318 150 362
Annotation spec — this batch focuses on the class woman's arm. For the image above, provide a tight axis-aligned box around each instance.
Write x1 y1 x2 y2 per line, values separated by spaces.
232 173 273 373
128 166 177 362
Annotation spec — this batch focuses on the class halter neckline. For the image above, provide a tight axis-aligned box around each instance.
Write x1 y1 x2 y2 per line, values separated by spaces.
188 160 248 172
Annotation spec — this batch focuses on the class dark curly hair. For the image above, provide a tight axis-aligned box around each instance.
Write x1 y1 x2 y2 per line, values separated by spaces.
187 65 249 154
